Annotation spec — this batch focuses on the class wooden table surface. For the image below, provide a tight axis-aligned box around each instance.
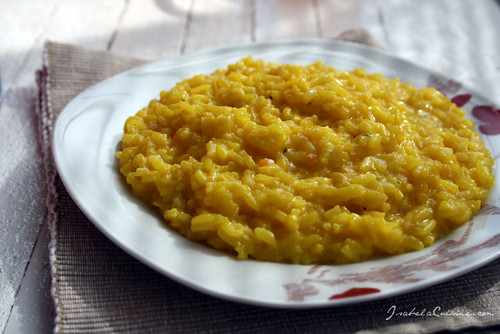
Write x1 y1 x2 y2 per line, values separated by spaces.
1 1 499 333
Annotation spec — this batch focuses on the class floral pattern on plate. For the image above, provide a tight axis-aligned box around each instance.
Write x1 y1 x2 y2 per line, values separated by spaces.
284 205 500 302
428 74 500 136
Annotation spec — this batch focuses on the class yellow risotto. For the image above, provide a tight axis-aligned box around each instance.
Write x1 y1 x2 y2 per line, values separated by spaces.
116 57 495 264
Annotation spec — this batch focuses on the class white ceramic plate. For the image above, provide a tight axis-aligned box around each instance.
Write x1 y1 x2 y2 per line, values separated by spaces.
53 39 500 308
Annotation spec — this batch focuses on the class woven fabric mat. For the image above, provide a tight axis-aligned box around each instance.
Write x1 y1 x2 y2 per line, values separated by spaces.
36 36 500 333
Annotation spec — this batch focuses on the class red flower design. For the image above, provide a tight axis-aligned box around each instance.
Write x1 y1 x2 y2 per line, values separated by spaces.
426 75 472 108
451 94 471 108
283 205 500 302
427 75 462 96
283 282 319 301
329 287 380 300
472 105 500 135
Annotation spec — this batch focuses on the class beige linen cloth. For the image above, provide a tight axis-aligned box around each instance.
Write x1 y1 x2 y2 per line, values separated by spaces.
37 34 500 333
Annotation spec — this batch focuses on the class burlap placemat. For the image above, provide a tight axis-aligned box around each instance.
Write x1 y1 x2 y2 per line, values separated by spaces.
37 36 500 333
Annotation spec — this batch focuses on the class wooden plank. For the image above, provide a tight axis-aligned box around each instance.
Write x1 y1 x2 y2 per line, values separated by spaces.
3 222 54 334
0 1 57 330
40 0 126 49
110 0 192 60
182 0 254 54
254 0 319 40
0 1 126 332
0 1 56 102
315 0 386 46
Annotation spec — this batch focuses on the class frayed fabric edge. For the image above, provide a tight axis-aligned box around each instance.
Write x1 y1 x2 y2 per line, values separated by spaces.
35 41 61 334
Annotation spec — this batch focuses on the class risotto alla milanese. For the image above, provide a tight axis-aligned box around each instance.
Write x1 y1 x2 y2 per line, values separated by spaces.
116 57 495 264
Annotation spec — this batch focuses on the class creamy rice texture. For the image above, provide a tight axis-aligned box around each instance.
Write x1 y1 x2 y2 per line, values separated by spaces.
116 57 495 264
